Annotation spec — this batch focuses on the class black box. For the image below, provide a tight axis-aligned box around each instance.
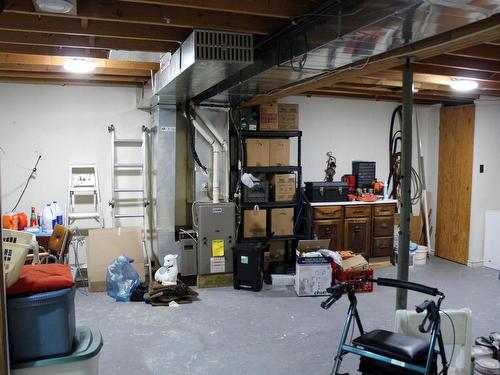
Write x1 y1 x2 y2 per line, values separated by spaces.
242 181 269 203
305 181 348 202
352 161 376 189
233 242 267 291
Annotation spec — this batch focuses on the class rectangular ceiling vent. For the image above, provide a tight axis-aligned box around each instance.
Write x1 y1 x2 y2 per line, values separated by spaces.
153 30 253 104
194 30 253 63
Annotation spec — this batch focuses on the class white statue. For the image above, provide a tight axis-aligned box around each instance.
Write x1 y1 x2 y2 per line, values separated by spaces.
154 254 178 286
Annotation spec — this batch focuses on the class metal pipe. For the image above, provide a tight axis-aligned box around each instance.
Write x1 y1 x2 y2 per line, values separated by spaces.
189 115 221 203
191 103 229 202
396 57 413 310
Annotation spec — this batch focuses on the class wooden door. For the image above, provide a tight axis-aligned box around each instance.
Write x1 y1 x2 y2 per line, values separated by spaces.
344 218 371 258
436 105 475 264
313 220 343 251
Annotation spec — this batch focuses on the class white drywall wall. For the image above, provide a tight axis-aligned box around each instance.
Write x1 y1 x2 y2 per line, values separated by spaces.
0 83 150 264
469 97 500 266
280 96 440 248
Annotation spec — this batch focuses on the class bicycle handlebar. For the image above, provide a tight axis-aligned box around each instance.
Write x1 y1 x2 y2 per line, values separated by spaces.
375 278 441 296
321 284 346 310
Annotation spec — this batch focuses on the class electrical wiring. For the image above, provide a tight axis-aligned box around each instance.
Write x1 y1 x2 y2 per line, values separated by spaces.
11 154 42 212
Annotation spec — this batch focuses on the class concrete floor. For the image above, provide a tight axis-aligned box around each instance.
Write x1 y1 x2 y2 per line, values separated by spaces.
76 257 500 375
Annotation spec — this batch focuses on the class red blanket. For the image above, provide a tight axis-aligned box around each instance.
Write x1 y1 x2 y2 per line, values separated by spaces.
7 264 75 296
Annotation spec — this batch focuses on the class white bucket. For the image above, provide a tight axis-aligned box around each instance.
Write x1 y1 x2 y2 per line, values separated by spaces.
414 246 428 266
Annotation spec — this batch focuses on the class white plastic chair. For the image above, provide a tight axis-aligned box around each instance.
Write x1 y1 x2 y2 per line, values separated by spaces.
395 308 472 375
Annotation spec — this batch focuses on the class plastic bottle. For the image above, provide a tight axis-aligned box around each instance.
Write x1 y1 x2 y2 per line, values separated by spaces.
383 181 388 200
30 207 37 227
52 201 63 225
42 204 54 231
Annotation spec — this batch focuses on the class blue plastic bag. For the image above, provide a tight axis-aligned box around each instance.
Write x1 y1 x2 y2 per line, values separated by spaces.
106 255 140 302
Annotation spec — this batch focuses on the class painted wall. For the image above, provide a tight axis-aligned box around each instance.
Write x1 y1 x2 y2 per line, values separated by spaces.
469 97 500 266
280 96 441 249
0 83 150 263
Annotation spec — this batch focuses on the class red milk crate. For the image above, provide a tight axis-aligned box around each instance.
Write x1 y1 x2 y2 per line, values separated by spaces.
333 263 374 293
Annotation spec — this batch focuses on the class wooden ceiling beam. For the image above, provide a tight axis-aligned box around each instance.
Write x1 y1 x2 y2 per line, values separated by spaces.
4 0 279 35
0 63 154 76
0 76 142 87
0 30 177 53
0 70 147 82
118 0 310 19
334 78 454 92
448 44 500 61
396 63 500 82
418 54 500 73
243 13 500 106
302 91 440 105
0 43 108 58
0 13 190 42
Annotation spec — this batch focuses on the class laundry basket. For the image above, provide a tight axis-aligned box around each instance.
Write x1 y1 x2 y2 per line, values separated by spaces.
3 242 30 287
2 229 33 245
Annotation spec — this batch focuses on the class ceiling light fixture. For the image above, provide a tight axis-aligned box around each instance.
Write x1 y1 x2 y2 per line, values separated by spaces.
63 58 96 74
449 79 478 91
32 0 75 14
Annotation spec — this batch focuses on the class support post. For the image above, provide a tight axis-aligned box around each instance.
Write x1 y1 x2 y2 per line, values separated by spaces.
396 57 413 310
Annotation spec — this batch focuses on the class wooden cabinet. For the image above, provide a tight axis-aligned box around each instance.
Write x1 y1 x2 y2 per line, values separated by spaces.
344 218 371 257
313 219 343 251
311 201 397 259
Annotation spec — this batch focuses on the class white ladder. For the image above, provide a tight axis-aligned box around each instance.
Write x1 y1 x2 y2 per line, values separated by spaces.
108 124 152 281
67 165 104 227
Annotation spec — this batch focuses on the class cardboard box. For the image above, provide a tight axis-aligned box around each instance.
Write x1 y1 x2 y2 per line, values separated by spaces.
259 102 279 131
86 227 145 292
278 103 299 130
243 209 267 238
340 254 368 271
271 208 294 236
295 240 332 297
269 138 290 166
245 138 270 167
272 174 296 201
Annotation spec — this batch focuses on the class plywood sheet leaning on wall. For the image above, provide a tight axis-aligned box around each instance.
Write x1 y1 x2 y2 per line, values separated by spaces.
86 227 145 292
436 105 475 265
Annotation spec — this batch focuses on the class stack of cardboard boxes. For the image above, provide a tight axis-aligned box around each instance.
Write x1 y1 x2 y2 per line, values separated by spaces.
243 102 299 239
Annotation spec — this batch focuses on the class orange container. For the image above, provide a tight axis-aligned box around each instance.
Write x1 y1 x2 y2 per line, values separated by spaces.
16 212 28 230
2 213 17 230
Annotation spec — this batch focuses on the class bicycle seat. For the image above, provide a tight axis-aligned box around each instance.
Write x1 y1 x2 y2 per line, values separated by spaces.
352 329 430 363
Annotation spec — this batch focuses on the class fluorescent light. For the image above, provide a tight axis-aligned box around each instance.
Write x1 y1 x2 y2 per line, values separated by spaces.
449 79 478 91
63 58 96 74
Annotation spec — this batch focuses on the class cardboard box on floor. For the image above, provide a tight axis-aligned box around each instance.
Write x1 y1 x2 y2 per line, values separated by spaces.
272 174 296 201
245 138 270 167
86 227 145 292
243 209 267 238
269 138 290 166
295 240 332 297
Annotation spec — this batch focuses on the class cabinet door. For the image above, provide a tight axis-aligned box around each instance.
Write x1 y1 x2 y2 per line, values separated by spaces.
373 216 394 237
373 237 394 257
344 218 371 257
313 220 343 251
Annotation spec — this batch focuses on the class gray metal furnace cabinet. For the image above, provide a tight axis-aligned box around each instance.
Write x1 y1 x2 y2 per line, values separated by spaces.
195 202 236 275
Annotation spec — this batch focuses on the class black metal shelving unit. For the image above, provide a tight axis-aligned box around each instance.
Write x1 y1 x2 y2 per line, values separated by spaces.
233 129 303 270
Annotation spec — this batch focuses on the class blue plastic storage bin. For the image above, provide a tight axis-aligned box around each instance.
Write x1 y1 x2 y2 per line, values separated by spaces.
7 286 76 362
11 326 103 375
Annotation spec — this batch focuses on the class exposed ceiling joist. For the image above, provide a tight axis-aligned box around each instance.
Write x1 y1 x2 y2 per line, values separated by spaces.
0 76 142 87
449 44 500 61
0 30 177 53
118 0 311 19
0 13 190 42
0 43 108 58
302 91 442 105
0 71 147 82
418 54 500 73
4 0 282 35
397 63 500 82
243 12 500 106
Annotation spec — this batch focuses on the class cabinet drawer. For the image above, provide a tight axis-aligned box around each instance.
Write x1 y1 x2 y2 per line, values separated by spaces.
314 206 343 220
374 204 396 217
373 237 394 257
373 216 394 237
345 206 371 218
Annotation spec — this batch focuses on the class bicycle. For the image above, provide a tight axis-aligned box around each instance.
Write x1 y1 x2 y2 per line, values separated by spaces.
322 278 451 375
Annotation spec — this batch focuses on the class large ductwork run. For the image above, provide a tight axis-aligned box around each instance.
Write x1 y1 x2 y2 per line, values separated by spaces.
151 29 254 105
193 0 500 105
